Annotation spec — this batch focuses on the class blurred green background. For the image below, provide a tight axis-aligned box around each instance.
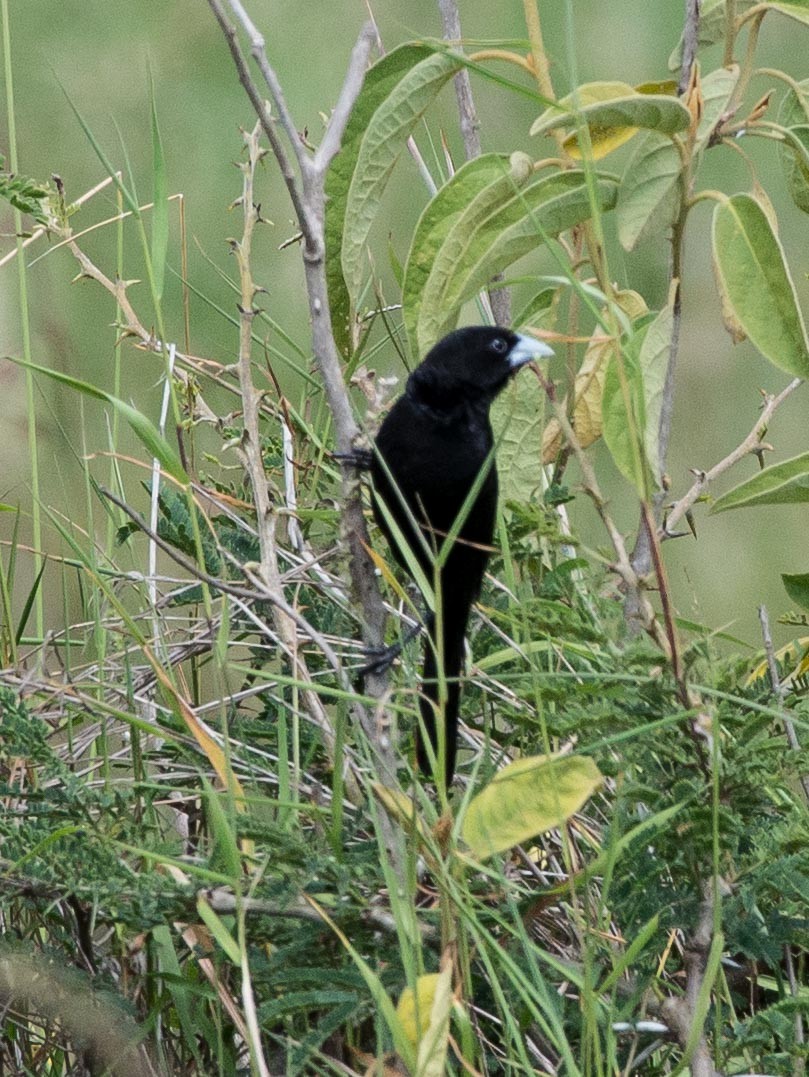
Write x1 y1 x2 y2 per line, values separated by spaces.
1 0 808 646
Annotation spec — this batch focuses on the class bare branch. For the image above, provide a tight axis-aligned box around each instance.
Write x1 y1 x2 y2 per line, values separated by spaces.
679 0 702 96
206 1 399 809
437 0 481 159
221 0 307 172
437 0 510 326
658 880 728 1077
205 0 315 243
663 378 802 538
315 24 376 173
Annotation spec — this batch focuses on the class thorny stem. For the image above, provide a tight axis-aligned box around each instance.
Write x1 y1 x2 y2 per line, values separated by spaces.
662 378 802 538
232 124 356 794
206 4 405 877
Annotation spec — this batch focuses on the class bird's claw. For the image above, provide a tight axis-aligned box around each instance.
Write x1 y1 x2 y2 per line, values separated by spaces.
332 448 373 470
359 641 403 677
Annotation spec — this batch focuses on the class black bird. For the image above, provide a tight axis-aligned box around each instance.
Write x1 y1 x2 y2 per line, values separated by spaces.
368 326 553 786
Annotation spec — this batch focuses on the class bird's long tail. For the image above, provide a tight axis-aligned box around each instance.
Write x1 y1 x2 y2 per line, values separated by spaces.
417 607 468 786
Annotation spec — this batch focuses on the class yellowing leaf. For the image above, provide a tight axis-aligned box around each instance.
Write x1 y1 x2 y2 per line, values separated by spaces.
531 81 690 161
542 290 648 462
462 753 602 860
396 965 453 1074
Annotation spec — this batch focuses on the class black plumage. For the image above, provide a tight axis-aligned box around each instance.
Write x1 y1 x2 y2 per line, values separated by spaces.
369 326 553 785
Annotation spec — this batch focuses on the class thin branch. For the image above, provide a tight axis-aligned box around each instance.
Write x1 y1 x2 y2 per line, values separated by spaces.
437 0 510 326
314 24 376 173
663 378 802 538
657 881 728 1077
679 0 702 96
437 0 481 159
205 2 396 798
205 0 315 244
222 0 307 171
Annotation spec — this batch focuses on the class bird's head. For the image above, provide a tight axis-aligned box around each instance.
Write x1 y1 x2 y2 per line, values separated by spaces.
407 326 554 412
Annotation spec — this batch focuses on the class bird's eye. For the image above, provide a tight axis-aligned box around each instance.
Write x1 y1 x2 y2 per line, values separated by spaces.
489 337 508 355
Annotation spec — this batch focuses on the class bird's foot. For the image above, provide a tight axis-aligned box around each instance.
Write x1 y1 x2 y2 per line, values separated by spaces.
332 448 373 470
359 640 404 677
359 620 424 676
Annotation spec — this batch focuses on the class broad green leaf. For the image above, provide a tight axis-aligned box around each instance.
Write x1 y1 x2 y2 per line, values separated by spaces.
668 0 758 69
617 66 739 251
492 371 548 504
401 152 514 357
711 452 809 512
409 165 618 356
779 80 809 213
637 291 676 486
542 290 648 462
462 753 602 860
783 572 809 612
530 82 690 154
5 357 188 483
712 194 809 376
617 132 682 250
513 286 557 329
601 314 656 495
340 49 462 324
325 44 442 354
768 0 809 25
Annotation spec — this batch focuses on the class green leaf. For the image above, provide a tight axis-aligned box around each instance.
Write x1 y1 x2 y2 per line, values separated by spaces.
768 0 809 26
779 80 809 213
617 66 739 251
407 163 618 356
334 47 462 347
711 452 809 512
617 132 682 250
462 753 602 860
783 572 809 612
325 44 441 354
401 153 513 357
196 894 242 965
491 372 548 504
4 356 188 483
711 193 809 377
530 85 690 146
601 314 656 495
513 286 557 329
637 292 676 486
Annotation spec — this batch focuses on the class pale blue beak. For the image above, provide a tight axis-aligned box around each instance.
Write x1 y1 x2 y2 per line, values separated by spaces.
508 332 555 370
